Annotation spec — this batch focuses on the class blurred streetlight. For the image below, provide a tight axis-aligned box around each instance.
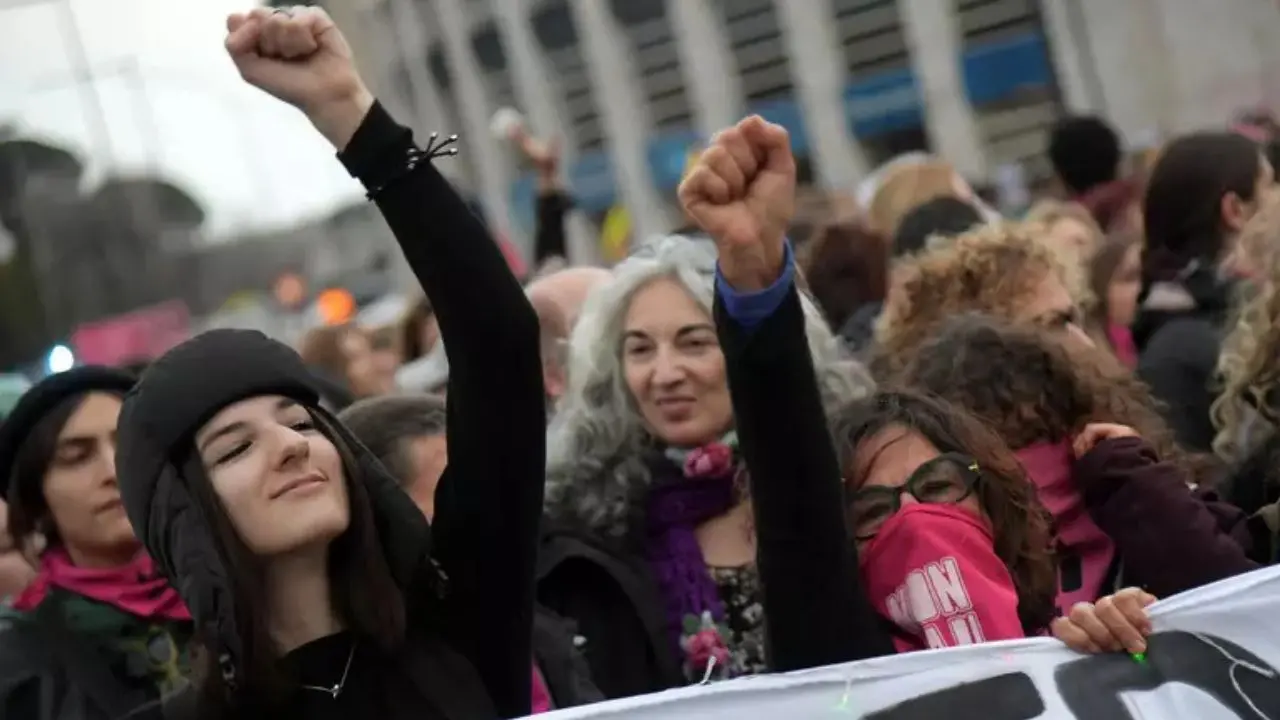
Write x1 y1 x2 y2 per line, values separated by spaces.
45 344 74 374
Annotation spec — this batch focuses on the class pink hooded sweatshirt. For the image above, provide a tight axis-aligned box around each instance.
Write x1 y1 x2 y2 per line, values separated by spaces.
1016 441 1117 614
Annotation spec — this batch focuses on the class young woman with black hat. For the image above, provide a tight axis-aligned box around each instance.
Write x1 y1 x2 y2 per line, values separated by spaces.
0 366 194 720
113 6 545 719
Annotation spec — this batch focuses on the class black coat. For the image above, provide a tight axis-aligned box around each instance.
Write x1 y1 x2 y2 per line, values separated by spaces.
536 528 683 701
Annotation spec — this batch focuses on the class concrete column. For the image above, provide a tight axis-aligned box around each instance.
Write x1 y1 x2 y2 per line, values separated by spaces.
1066 0 1162 144
567 0 671 240
898 0 987 180
775 0 868 189
492 0 598 264
432 0 517 243
1037 0 1099 113
667 0 744 138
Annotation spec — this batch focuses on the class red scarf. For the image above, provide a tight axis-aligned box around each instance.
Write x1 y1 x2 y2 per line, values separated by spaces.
13 545 190 621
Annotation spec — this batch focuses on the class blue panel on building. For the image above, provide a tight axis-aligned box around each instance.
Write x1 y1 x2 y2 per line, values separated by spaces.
646 129 703 191
510 31 1054 221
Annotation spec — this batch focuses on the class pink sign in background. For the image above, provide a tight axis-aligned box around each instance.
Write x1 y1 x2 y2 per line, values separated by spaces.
71 300 191 367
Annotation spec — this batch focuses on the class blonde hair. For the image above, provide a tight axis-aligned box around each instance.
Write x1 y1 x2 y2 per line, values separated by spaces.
874 222 1086 375
868 160 966 237
1212 196 1280 461
1026 200 1105 245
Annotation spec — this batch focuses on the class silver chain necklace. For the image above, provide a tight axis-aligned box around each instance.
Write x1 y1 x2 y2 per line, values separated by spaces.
300 641 356 699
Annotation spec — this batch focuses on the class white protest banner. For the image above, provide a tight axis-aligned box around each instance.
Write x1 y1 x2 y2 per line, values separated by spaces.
535 565 1280 720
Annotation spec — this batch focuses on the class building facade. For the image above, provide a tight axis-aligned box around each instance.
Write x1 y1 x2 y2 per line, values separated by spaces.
325 0 1280 255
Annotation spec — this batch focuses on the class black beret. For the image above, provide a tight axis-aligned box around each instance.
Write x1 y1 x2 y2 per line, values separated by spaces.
0 366 135 501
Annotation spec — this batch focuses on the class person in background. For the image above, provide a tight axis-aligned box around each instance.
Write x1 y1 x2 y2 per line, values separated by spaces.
526 267 612 404
113 9 546 718
1048 116 1141 232
368 325 402 380
0 367 193 720
1026 199 1105 256
676 122 1054 657
511 125 573 271
300 324 396 400
866 158 978 238
339 394 449 520
339 393 602 712
1213 197 1280 540
0 499 34 598
797 220 888 336
837 196 984 354
1137 131 1273 451
395 297 448 395
1086 233 1144 367
539 233 868 698
889 195 985 258
901 314 1257 606
399 297 439 364
872 222 1093 379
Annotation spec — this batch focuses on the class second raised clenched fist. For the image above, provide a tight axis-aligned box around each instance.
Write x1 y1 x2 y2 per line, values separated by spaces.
677 116 796 292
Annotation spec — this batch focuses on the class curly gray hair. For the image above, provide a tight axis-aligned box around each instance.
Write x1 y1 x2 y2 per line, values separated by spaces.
544 235 875 539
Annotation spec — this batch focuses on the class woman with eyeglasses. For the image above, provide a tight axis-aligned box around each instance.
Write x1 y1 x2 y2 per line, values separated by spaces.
832 391 1058 649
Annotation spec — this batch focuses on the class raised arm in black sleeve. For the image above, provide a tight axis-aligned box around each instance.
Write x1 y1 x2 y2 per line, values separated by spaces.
340 102 545 718
714 286 894 670
534 191 571 265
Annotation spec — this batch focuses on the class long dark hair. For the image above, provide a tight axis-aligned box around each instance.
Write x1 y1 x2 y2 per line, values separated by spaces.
184 408 406 713
1143 132 1261 286
7 390 126 546
900 313 1212 485
831 390 1057 636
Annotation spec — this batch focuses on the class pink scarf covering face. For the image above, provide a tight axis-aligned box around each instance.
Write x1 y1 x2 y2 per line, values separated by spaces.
861 503 1025 653
12 545 190 621
1016 441 1116 614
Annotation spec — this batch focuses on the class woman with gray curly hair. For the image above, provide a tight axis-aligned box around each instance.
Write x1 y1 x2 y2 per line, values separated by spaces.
537 233 870 699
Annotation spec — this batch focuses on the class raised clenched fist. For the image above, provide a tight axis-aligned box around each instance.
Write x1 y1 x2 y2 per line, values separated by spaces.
678 116 796 291
225 6 373 148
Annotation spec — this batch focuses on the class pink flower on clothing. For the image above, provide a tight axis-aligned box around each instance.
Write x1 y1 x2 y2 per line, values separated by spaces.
680 611 732 681
683 442 734 478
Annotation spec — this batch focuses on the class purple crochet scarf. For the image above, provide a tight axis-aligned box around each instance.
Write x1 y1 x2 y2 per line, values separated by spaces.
645 435 741 657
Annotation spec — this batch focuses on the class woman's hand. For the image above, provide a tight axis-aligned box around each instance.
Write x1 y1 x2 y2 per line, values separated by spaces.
1051 587 1155 654
678 116 795 292
225 6 374 149
1072 422 1140 459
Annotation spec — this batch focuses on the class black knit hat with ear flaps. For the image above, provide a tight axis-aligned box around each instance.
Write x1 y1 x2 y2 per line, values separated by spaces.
115 328 434 693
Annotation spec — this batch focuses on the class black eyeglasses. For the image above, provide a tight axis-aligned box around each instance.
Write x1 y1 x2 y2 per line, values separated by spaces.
847 452 981 541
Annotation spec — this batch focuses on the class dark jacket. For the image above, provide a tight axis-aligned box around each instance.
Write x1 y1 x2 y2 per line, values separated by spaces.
1134 269 1235 452
117 102 546 720
1076 435 1260 596
536 527 682 700
531 605 604 710
0 592 192 720
713 284 895 670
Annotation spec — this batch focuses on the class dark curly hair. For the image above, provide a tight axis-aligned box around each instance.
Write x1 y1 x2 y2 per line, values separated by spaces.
831 389 1057 636
898 313 1214 485
797 220 888 330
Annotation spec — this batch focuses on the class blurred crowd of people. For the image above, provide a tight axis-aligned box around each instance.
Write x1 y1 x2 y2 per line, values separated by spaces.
2 5 1280 720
